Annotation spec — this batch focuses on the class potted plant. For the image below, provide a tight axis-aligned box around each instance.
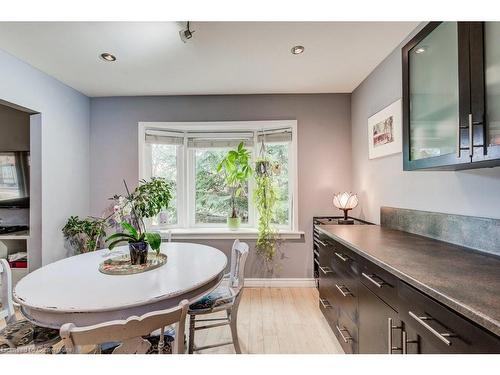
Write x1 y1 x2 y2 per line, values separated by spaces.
105 178 172 265
106 222 161 265
62 216 107 255
217 142 253 230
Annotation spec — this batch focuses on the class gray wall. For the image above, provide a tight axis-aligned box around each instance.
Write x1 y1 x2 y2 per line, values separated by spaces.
90 94 352 278
0 104 30 151
351 25 500 224
0 48 90 266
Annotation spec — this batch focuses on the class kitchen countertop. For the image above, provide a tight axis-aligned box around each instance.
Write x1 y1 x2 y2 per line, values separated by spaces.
316 224 500 337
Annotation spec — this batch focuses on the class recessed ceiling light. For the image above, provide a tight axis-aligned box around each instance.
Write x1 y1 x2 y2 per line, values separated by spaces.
414 47 426 54
99 52 116 62
291 45 305 55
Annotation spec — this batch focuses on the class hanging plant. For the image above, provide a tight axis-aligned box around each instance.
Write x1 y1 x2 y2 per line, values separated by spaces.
253 138 280 262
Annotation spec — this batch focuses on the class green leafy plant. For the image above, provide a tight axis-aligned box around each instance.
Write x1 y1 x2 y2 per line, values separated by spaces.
217 142 253 219
106 178 172 255
254 157 280 261
106 222 161 254
62 216 106 254
131 177 173 219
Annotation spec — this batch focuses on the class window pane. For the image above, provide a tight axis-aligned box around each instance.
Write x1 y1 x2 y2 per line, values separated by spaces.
194 149 249 224
150 144 178 225
266 143 290 226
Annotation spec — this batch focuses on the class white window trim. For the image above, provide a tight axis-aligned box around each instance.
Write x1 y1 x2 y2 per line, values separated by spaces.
138 120 300 237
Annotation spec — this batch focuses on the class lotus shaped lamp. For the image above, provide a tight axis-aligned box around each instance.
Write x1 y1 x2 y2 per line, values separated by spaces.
333 192 358 225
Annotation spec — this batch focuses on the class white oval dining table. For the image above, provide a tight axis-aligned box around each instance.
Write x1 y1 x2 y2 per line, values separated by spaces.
13 242 227 329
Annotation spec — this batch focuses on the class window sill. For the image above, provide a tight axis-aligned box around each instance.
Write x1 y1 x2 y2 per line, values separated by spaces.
157 228 304 240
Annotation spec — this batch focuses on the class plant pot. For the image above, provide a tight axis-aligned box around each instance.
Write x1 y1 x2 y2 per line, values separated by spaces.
255 160 270 177
227 217 241 230
129 241 148 265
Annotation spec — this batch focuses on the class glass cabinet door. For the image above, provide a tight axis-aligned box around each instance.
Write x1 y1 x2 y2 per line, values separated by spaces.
484 22 500 159
408 22 460 161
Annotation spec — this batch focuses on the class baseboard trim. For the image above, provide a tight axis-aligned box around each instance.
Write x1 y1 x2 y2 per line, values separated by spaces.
244 278 316 288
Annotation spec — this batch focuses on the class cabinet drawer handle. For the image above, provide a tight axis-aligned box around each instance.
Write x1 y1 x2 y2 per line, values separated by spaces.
334 252 349 262
336 325 353 343
402 331 418 354
469 113 473 157
362 272 387 288
315 239 327 247
313 250 319 257
319 265 333 275
408 311 455 346
387 317 402 354
314 258 320 266
335 284 353 297
319 298 332 309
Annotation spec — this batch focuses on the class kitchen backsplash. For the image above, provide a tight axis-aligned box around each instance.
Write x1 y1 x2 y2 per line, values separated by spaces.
381 206 500 257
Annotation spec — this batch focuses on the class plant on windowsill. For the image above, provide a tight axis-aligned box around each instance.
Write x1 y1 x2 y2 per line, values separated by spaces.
105 178 172 265
217 142 253 230
254 149 280 262
62 216 107 255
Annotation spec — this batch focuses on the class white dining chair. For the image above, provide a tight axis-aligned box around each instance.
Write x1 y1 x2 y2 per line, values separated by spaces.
60 299 189 354
188 239 249 354
0 259 60 354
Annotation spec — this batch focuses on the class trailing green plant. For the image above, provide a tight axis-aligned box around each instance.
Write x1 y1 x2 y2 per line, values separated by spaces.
217 142 253 219
106 178 172 255
62 216 107 254
254 157 280 261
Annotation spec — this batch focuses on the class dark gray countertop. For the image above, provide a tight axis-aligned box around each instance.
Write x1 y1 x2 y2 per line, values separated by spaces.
316 224 500 337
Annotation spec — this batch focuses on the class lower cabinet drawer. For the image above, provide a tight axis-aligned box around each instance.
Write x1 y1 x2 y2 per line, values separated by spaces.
330 241 360 278
318 270 338 331
398 281 500 354
360 260 399 312
335 312 358 354
330 270 358 323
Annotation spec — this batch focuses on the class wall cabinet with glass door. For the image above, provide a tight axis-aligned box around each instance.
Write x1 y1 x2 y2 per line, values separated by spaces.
403 21 500 170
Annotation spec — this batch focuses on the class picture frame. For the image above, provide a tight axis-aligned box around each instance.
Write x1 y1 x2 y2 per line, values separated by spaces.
367 99 402 159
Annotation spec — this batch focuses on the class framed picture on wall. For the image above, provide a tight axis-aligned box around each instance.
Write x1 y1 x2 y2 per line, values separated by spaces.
367 99 402 159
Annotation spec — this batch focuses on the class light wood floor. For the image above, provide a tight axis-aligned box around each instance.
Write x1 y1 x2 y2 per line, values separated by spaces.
2 287 344 354
192 287 344 354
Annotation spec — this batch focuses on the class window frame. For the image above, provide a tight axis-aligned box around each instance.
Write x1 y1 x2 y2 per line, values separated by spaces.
138 120 298 232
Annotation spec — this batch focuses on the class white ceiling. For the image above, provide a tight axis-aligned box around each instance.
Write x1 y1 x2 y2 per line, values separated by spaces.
0 22 419 97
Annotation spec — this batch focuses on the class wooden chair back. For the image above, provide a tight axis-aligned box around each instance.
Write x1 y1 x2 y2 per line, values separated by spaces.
60 299 189 354
0 259 15 323
228 239 249 291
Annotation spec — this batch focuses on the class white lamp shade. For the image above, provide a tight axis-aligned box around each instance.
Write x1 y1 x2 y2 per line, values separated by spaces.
333 192 358 210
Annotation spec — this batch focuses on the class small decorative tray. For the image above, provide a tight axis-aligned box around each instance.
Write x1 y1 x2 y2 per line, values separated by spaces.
99 253 167 275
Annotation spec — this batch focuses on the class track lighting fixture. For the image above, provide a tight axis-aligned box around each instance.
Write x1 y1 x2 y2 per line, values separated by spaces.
179 21 195 43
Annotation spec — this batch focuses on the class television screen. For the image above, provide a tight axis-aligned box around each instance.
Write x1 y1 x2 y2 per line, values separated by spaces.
0 151 30 208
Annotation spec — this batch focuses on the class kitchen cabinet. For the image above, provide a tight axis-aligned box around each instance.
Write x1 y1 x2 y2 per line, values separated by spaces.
358 283 401 354
398 280 500 354
314 221 500 354
484 22 500 161
402 21 500 170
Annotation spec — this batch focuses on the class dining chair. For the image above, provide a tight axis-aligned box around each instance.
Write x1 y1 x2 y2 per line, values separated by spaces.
188 239 249 354
60 299 189 354
0 259 60 354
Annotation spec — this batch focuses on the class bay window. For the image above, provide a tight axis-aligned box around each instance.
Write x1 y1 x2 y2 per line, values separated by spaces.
139 121 298 234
